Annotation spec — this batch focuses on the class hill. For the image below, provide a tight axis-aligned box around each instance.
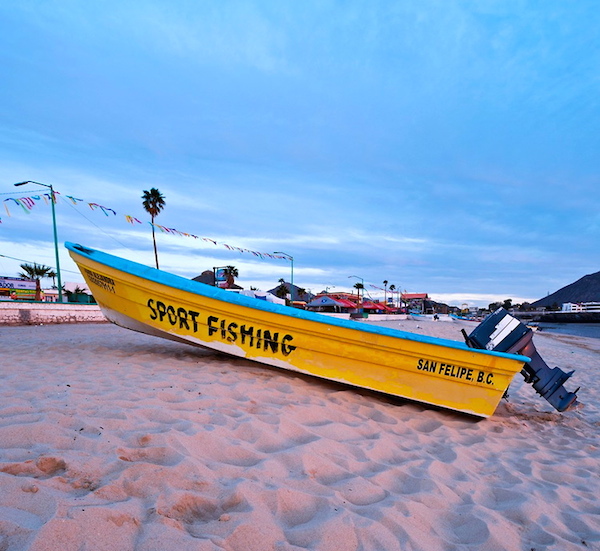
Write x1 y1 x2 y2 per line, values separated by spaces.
531 270 600 308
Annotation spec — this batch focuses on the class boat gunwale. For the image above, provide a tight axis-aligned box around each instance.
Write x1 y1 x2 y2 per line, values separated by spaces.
65 242 529 364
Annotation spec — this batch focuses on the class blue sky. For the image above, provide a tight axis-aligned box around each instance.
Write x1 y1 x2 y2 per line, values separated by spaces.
1 1 598 307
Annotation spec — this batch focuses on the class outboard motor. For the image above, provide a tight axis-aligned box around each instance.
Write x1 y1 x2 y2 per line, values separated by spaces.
463 308 579 412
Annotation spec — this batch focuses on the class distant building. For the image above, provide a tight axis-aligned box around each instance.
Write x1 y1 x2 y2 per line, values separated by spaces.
562 302 600 313
192 270 242 290
305 293 395 314
401 293 430 313
305 293 359 313
43 282 93 303
193 270 217 285
267 282 314 305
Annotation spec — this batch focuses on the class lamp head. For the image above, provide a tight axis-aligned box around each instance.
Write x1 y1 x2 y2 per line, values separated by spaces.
14 180 49 188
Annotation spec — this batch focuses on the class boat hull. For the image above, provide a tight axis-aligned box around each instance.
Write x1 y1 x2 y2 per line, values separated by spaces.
66 243 529 417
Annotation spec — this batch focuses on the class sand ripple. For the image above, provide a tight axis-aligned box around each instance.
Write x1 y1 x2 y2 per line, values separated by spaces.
0 322 598 550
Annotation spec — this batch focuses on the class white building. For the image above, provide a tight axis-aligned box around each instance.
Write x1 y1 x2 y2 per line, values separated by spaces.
562 302 600 313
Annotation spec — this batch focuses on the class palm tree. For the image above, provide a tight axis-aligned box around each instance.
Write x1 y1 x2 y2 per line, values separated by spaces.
275 278 289 301
64 285 87 302
353 281 364 301
223 266 239 288
383 280 388 304
389 284 396 308
19 263 53 301
353 282 365 314
296 287 307 301
142 188 166 269
47 269 57 288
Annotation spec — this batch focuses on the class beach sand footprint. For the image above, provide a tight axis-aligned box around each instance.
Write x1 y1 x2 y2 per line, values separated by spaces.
445 511 491 546
155 488 252 540
335 477 389 506
117 447 184 466
0 475 58 550
157 493 223 524
274 487 330 529
0 456 67 479
412 418 444 434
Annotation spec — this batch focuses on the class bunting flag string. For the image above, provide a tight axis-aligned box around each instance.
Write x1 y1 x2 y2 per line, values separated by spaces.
3 193 53 216
65 195 84 205
148 223 282 258
88 203 117 216
3 190 287 261
5 197 32 214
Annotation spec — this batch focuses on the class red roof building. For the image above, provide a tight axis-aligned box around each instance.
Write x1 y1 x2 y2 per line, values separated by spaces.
401 293 429 300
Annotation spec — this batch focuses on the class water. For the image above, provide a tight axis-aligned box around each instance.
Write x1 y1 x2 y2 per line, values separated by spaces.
537 322 600 340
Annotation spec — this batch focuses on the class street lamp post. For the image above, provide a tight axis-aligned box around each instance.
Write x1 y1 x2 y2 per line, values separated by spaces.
348 275 364 314
274 251 294 306
14 181 63 302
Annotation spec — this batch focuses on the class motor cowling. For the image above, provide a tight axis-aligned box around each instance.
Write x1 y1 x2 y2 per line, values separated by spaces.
464 308 579 412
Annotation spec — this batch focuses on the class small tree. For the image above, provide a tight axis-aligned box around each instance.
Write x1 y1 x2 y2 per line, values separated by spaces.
142 188 166 269
18 263 53 301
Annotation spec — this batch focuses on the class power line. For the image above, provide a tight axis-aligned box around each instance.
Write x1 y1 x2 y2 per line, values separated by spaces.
0 253 81 275
0 190 48 196
59 195 134 251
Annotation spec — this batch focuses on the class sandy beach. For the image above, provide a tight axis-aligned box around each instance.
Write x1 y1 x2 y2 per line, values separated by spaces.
1 318 598 550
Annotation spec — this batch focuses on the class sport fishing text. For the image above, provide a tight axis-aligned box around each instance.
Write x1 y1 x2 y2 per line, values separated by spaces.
416 358 494 385
147 299 296 356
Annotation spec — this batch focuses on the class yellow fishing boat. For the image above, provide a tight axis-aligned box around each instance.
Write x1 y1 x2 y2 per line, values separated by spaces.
66 243 579 418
